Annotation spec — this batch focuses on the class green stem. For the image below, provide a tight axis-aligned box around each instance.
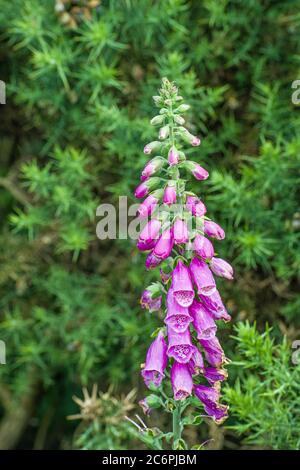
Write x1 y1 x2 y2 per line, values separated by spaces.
169 101 175 147
167 92 185 203
172 400 182 446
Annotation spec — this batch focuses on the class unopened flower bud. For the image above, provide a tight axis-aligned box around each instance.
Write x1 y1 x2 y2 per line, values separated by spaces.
134 177 160 199
141 283 162 312
141 156 165 181
145 252 161 270
139 394 161 415
204 220 225 240
182 161 208 180
153 228 174 260
178 151 186 162
194 234 214 259
150 115 164 126
159 125 170 140
160 268 172 284
138 194 159 218
163 181 177 205
186 196 207 217
168 146 179 166
191 136 201 146
144 141 161 155
173 218 189 244
153 95 163 106
174 115 185 125
175 104 190 112
210 257 234 280
179 127 201 146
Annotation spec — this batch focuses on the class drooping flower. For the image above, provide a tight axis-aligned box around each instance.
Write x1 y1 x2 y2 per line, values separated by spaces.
153 228 174 259
165 288 193 332
188 348 204 375
200 337 227 367
165 312 193 334
171 362 193 400
137 239 156 251
189 257 216 296
193 234 214 259
145 252 162 270
200 289 231 322
210 257 234 280
141 331 167 388
140 289 162 312
166 287 187 313
163 181 177 205
171 260 195 307
203 367 228 385
189 300 217 340
194 384 228 423
167 326 195 364
195 383 219 402
204 220 225 240
173 218 189 245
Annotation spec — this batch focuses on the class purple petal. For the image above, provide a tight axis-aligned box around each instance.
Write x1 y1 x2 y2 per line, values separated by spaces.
189 257 216 296
200 289 231 322
142 331 168 388
200 337 227 367
189 300 217 339
171 362 193 400
171 260 195 307
167 326 195 364
188 348 204 375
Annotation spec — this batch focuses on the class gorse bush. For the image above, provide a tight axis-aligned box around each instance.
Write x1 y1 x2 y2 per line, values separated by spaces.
0 0 299 450
224 322 300 450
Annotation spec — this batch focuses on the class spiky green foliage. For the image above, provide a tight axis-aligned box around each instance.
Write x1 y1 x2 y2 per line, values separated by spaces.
224 322 300 450
0 0 299 450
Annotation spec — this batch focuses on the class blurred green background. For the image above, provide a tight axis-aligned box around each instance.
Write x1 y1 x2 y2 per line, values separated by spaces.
0 0 300 450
